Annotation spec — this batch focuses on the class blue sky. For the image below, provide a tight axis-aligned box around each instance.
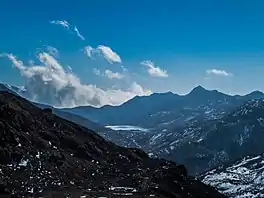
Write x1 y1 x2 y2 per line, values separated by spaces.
1 0 264 107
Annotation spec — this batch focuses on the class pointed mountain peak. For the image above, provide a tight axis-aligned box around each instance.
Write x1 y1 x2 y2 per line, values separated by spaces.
189 85 208 95
187 86 229 98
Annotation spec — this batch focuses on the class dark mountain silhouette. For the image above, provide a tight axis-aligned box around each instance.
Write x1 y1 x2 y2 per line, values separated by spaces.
62 86 264 129
62 91 180 126
0 91 226 197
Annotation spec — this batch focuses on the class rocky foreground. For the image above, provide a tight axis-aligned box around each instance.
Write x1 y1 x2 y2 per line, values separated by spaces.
0 91 226 197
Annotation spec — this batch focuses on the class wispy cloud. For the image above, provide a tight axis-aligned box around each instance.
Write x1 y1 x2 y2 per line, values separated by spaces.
84 45 122 64
84 46 94 58
50 20 85 40
105 69 124 79
93 68 124 79
50 20 70 29
0 53 25 70
1 52 150 107
121 65 128 72
206 69 233 77
140 60 168 77
93 68 101 76
73 26 85 40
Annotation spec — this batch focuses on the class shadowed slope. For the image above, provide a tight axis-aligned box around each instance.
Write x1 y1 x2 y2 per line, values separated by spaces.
0 91 225 197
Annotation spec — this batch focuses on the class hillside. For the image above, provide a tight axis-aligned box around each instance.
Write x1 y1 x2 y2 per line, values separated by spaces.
0 91 225 197
202 154 264 197
147 99 264 175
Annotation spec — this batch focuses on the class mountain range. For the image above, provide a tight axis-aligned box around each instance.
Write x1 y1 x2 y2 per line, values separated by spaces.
143 99 264 175
2 82 264 197
61 85 264 128
0 90 226 197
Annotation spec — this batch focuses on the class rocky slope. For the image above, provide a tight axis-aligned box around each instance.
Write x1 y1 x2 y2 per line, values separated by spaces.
201 154 264 197
34 102 147 149
33 88 264 178
0 91 225 198
48 94 264 177
144 99 264 175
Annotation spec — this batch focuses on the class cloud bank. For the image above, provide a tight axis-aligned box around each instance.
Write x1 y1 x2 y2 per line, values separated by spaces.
84 45 122 64
140 60 168 77
1 52 151 108
206 69 233 77
50 20 85 40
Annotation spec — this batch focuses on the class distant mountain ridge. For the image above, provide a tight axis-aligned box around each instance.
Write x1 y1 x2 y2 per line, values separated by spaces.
2 82 264 110
61 85 264 128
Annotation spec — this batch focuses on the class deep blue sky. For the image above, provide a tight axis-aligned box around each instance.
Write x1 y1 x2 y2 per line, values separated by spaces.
1 0 264 95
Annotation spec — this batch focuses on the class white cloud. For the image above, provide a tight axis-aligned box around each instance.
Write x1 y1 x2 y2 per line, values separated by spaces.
73 26 85 40
105 69 124 79
84 46 94 58
93 68 124 80
0 53 25 70
129 82 151 95
140 60 168 77
1 52 151 108
50 20 85 40
206 69 233 77
50 20 70 29
84 45 122 64
97 45 121 64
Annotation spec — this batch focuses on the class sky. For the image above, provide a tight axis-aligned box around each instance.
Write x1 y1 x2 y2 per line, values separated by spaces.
1 0 264 107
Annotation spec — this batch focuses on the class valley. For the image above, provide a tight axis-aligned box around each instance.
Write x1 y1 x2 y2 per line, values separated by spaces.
2 83 264 197
0 90 226 197
1 3 263 197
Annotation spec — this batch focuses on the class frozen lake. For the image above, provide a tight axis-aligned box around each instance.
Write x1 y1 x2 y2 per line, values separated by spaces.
105 125 149 132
